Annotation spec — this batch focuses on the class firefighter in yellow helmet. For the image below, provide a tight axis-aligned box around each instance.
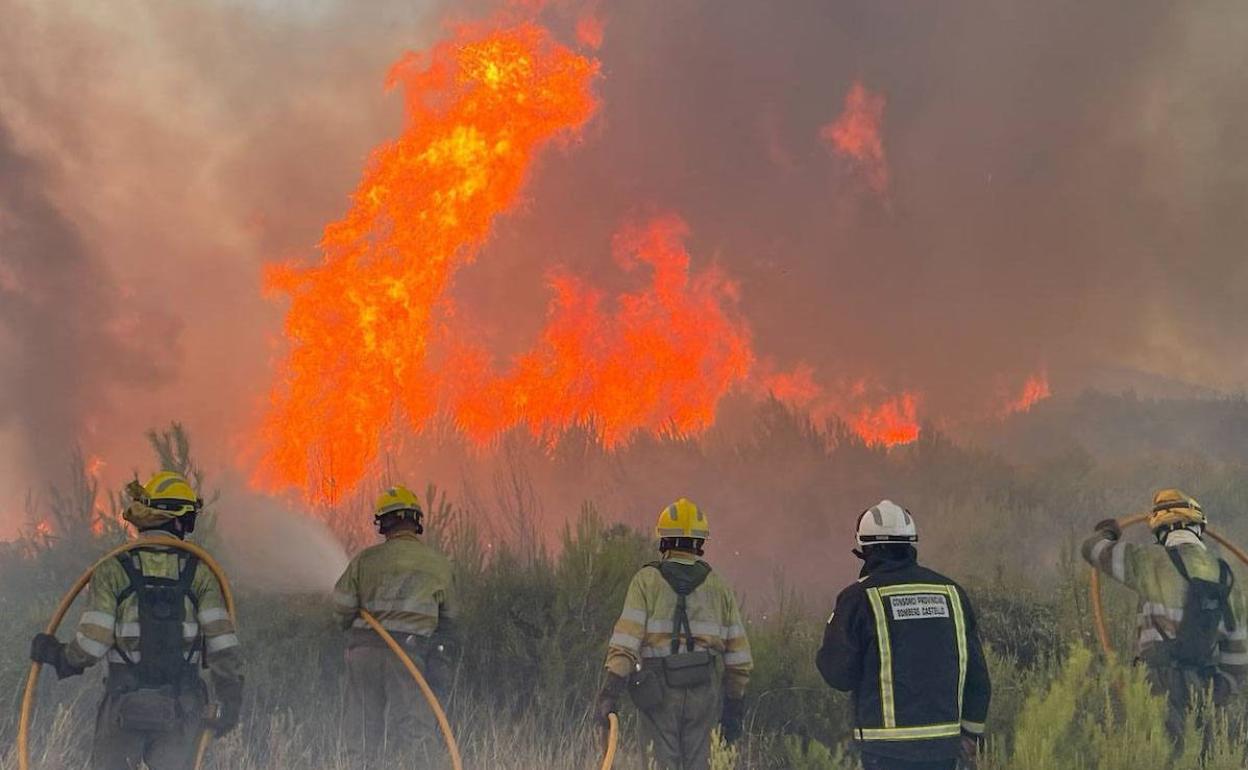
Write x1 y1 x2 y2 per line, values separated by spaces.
596 498 753 770
29 471 244 770
1083 489 1248 740
332 484 458 764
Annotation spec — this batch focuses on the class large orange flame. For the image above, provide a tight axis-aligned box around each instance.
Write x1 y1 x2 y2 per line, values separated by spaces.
255 22 600 500
446 215 752 448
821 81 889 195
254 20 757 502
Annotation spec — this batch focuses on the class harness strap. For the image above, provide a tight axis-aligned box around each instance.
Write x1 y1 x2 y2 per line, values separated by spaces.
111 548 203 668
648 561 712 655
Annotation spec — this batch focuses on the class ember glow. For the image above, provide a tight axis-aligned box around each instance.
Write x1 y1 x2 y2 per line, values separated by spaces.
761 365 922 447
821 81 889 195
850 393 921 446
1001 371 1052 417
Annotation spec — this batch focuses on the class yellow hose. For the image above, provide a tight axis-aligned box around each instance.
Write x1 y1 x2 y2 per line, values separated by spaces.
18 536 236 770
1090 513 1248 656
599 713 619 770
357 610 464 770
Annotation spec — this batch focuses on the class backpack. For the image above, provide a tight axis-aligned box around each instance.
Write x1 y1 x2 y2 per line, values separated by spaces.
1165 548 1236 670
113 548 202 688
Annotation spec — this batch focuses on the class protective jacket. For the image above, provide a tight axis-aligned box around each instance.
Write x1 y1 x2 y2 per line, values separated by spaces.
605 552 753 699
333 531 457 642
817 549 991 762
65 531 243 684
1082 531 1248 689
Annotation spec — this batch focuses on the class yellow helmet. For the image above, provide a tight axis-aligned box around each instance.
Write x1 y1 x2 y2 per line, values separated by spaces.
655 498 711 541
375 484 422 518
1148 488 1206 533
123 471 201 528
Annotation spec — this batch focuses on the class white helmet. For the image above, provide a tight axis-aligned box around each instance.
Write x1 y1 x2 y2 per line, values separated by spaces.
856 500 918 547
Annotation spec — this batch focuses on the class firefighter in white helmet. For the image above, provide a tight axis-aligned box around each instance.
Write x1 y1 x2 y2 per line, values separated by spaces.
817 501 991 770
332 484 458 764
596 498 753 769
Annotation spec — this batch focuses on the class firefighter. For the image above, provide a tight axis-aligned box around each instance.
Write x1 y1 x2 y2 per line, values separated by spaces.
28 471 244 770
332 484 458 765
817 500 991 770
595 498 753 770
1082 489 1248 739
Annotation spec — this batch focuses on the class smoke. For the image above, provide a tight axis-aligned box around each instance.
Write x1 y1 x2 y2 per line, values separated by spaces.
2 0 1248 532
0 117 175 527
215 485 349 592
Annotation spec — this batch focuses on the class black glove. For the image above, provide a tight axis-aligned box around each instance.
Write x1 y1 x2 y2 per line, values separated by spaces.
1093 518 1122 540
720 696 745 744
210 676 244 737
30 633 84 680
594 673 627 739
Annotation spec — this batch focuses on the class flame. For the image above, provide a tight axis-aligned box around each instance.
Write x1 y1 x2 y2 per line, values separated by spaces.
255 22 599 500
86 454 106 478
761 364 921 446
849 393 920 446
821 81 889 195
1001 371 1051 417
446 215 752 447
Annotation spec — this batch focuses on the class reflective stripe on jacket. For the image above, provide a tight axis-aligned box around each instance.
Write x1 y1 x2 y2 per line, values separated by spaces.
333 532 456 638
604 552 753 700
63 532 243 685
816 554 991 762
1081 531 1248 684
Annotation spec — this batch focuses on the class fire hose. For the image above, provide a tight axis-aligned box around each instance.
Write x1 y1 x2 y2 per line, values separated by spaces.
18 537 236 770
1090 513 1248 656
600 713 619 770
356 610 464 770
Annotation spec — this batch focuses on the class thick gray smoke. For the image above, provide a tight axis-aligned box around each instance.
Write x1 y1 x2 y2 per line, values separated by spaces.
1 0 1247 533
0 118 174 515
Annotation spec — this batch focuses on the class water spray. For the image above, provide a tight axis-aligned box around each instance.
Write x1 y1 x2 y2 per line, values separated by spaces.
18 537 236 770
1090 513 1248 656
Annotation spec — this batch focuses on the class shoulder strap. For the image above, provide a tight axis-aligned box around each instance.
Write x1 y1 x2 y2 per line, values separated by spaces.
655 561 712 654
1220 560 1237 633
178 554 201 610
177 554 203 665
116 552 146 604
113 553 148 666
1166 547 1191 582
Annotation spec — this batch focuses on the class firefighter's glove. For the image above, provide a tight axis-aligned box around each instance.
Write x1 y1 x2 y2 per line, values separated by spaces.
959 731 982 769
1093 518 1121 541
594 673 627 739
30 633 84 680
720 696 745 744
210 676 244 737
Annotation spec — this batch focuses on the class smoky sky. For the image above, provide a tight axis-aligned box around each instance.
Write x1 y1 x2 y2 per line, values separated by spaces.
1 0 1247 528
0 118 173 493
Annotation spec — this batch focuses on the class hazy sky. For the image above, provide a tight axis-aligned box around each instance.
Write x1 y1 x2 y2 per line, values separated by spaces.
2 0 1246 532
